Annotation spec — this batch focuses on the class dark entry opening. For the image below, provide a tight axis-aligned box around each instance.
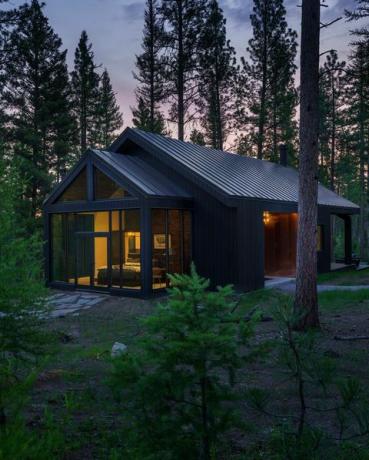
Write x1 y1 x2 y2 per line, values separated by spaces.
264 212 297 277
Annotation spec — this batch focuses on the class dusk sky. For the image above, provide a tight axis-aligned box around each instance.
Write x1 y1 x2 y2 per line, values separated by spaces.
6 0 365 131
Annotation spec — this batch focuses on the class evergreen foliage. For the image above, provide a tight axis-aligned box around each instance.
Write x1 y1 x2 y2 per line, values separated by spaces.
241 0 297 161
346 0 369 38
246 300 369 458
71 30 100 155
197 0 237 150
343 41 369 260
159 0 206 140
132 0 166 134
132 95 166 134
0 160 50 427
190 128 206 146
318 51 346 190
94 69 123 149
2 0 75 220
111 265 257 459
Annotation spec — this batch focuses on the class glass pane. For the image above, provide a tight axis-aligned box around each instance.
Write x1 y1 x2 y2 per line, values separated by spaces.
94 236 109 287
51 213 76 283
76 235 93 286
111 211 121 287
122 210 141 289
51 214 67 282
94 168 131 200
58 168 87 202
183 210 192 274
66 214 76 283
76 211 109 232
152 209 167 289
168 210 182 275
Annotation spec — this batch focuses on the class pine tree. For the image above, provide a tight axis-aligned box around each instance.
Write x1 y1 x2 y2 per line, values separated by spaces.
241 0 297 160
0 0 16 160
190 128 206 145
318 51 346 191
94 69 123 149
344 41 369 260
0 159 49 427
197 0 237 150
346 0 369 38
71 30 100 155
111 266 256 459
132 0 166 134
50 70 77 181
268 29 298 162
293 0 320 329
3 0 75 219
132 96 166 133
159 0 206 140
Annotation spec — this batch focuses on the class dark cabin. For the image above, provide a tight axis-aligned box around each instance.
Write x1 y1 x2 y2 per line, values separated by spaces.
43 127 360 297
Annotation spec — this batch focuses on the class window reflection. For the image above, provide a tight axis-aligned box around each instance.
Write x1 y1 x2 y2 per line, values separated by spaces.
152 209 192 290
57 168 87 202
94 168 131 200
122 210 141 289
51 209 141 290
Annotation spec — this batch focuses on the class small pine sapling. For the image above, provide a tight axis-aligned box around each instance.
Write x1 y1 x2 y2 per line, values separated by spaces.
111 265 258 459
245 299 369 458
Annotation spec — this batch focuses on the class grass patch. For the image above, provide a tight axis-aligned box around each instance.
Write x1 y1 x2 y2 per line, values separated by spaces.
238 288 290 316
239 287 369 316
318 268 369 285
318 289 369 312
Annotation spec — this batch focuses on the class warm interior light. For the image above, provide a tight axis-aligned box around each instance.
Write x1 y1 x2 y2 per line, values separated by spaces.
263 211 271 225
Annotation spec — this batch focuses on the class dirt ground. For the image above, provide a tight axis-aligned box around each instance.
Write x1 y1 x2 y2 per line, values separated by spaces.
29 287 369 459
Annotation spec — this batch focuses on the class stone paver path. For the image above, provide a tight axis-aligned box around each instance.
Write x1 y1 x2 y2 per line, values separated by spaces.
48 292 107 318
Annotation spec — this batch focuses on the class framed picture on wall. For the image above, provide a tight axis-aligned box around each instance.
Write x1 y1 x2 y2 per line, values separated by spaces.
153 234 171 249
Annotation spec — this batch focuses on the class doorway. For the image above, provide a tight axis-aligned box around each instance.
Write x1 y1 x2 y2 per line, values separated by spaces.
264 212 297 277
76 233 110 288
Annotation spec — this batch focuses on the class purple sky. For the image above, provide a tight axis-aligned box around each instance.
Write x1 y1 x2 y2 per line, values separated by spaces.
6 0 365 132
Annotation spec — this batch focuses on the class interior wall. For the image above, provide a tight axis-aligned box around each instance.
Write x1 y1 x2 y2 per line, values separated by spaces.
264 212 298 277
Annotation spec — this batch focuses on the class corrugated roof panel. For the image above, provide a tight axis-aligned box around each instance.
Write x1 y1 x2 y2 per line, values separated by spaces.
128 129 358 209
92 149 191 198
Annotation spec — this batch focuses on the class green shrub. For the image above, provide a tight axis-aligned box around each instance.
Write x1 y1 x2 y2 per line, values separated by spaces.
245 299 369 458
110 265 258 459
0 412 64 460
0 161 52 426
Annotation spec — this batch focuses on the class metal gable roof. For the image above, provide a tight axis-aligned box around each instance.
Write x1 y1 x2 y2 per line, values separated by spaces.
113 128 359 210
92 149 191 199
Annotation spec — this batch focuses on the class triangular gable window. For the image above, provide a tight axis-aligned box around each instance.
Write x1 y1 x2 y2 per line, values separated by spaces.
57 168 87 202
94 167 132 200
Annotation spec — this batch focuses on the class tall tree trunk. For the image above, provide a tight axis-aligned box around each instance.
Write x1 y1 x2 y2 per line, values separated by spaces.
294 0 320 329
81 83 87 154
215 72 223 150
330 74 336 259
177 1 184 140
257 11 268 160
330 73 336 191
272 79 278 162
358 50 368 261
149 0 155 131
